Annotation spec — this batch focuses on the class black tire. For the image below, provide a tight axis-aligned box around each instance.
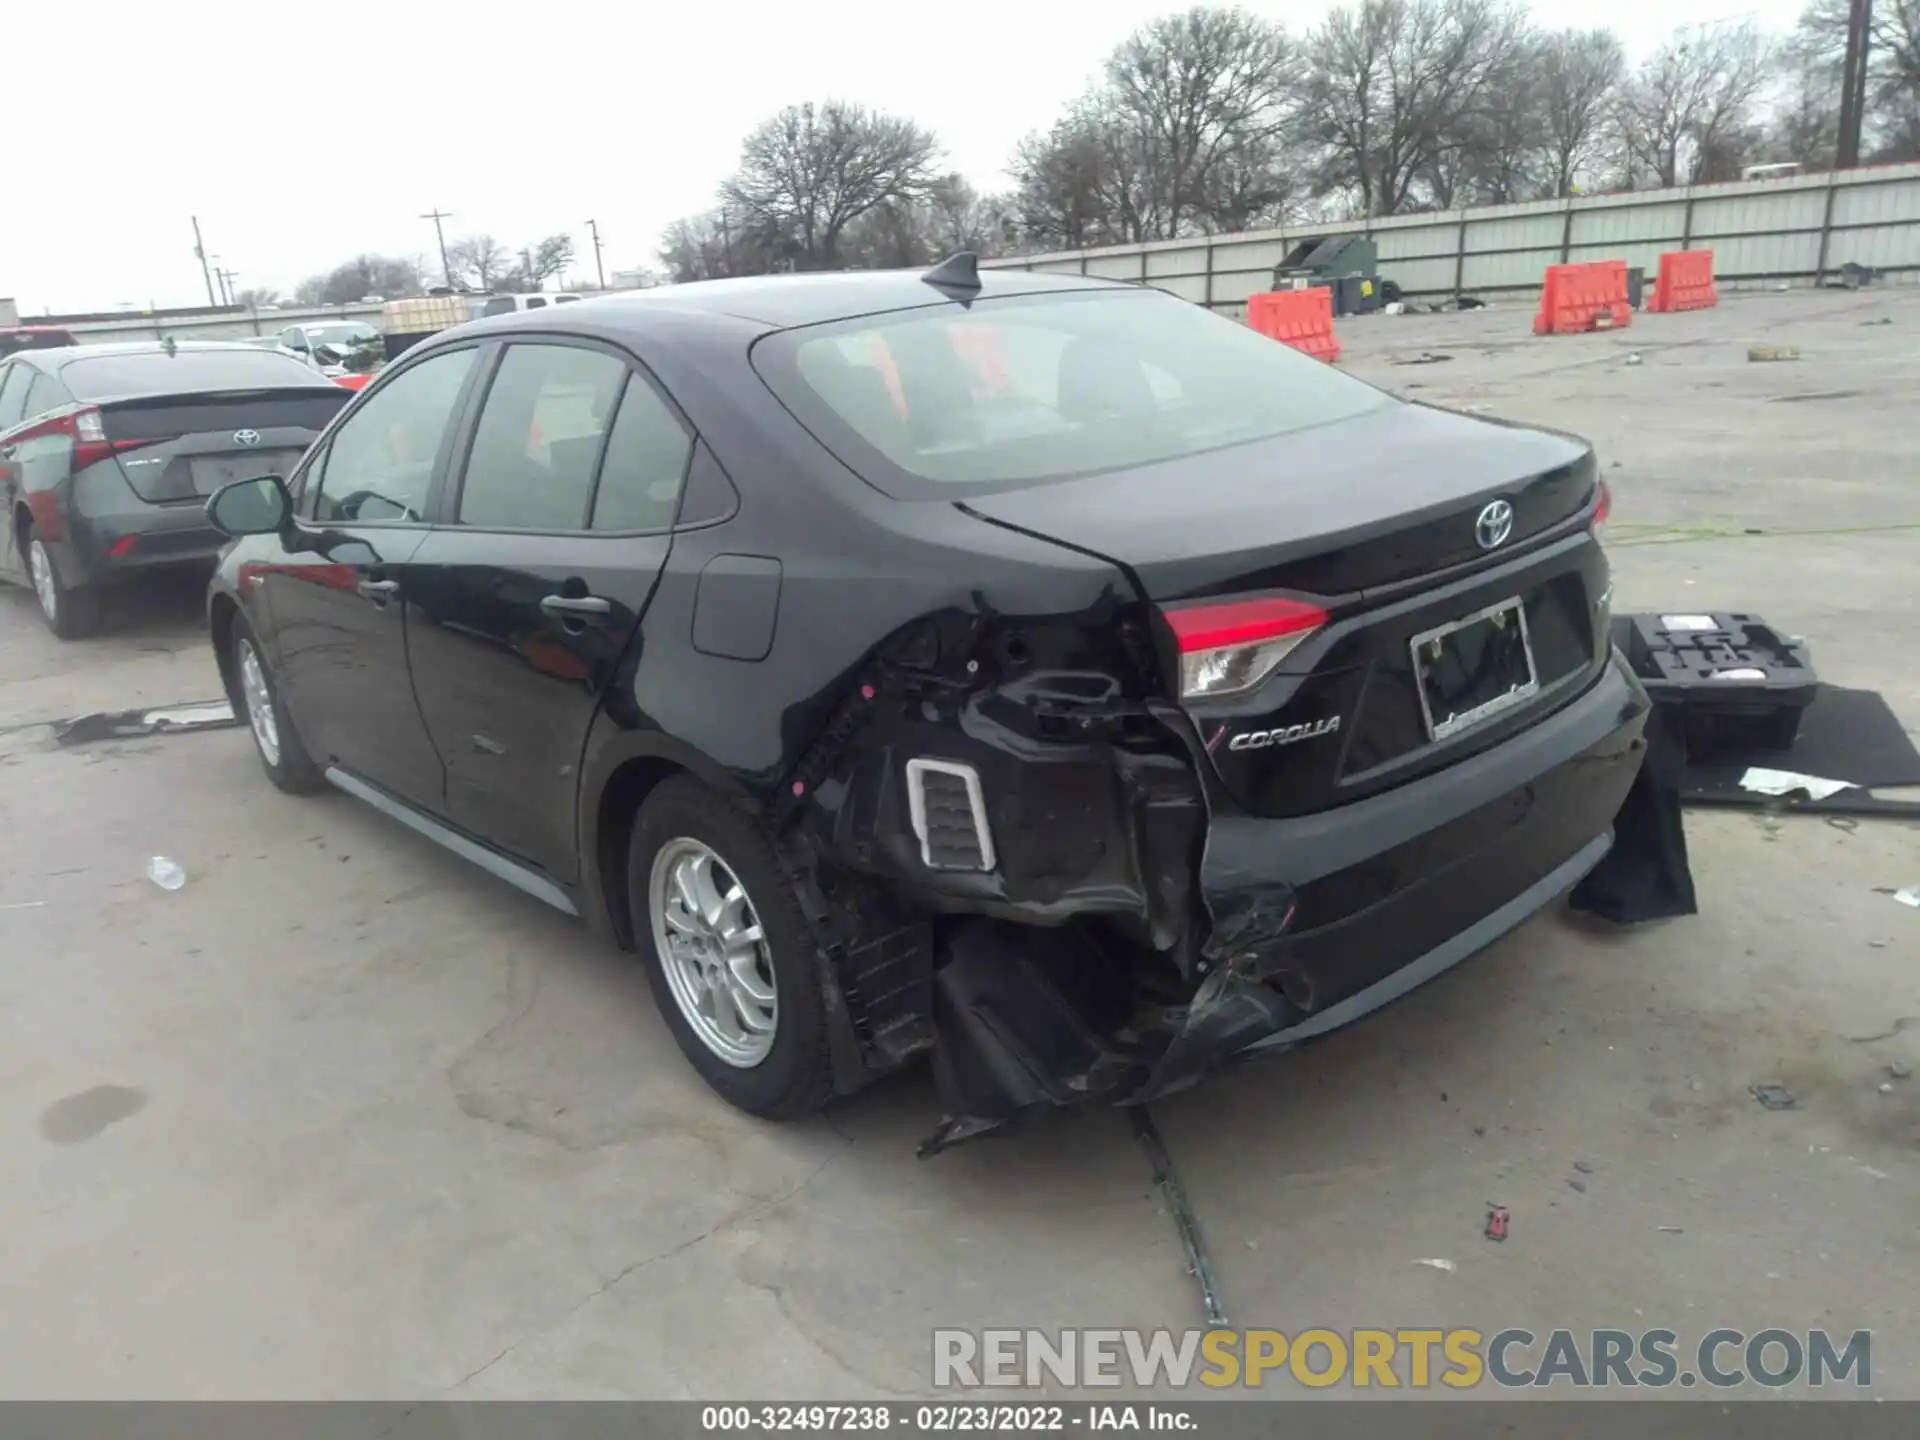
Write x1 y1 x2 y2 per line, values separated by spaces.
231 620 325 794
629 776 832 1119
23 523 100 640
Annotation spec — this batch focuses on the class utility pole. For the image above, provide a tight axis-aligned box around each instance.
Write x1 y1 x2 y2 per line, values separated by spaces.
421 208 455 287
584 219 607 290
191 216 217 306
1835 0 1874 170
217 269 239 306
521 248 534 290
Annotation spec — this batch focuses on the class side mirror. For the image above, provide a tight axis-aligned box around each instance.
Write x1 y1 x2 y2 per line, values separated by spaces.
207 474 293 537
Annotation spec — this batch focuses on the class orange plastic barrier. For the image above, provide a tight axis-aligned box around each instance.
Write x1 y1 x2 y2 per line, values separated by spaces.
1649 248 1718 313
1247 287 1341 363
1532 261 1633 335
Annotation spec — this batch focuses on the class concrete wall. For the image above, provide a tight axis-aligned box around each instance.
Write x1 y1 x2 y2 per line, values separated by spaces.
985 162 1920 314
60 302 386 344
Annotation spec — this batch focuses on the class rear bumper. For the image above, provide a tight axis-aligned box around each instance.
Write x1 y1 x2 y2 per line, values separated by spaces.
53 497 223 586
1149 651 1650 1094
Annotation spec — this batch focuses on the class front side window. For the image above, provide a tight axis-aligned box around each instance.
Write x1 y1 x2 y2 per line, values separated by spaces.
755 289 1391 497
311 347 476 524
457 343 627 530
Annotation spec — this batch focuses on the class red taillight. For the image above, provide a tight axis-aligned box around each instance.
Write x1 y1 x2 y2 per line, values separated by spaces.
1592 479 1611 534
21 406 158 470
1161 596 1329 701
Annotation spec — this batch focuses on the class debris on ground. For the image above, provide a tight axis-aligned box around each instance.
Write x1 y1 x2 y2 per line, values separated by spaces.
0 900 48 912
1751 1083 1798 1111
1131 1108 1227 1326
1889 1060 1912 1080
1485 1205 1510 1241
1859 1164 1891 1180
1625 352 1643 366
1748 345 1801 363
1455 295 1488 310
147 857 187 892
1862 317 1894 326
1383 301 1407 315
1891 887 1920 908
1573 1159 1596 1174
1740 767 1855 801
1567 1178 1588 1193
1413 1257 1458 1273
1393 351 1454 365
1879 1083 1895 1094
55 701 238 748
1658 1226 1685 1234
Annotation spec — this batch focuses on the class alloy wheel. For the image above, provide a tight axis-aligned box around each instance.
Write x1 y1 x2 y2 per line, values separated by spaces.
28 540 57 622
648 837 777 1067
238 640 282 769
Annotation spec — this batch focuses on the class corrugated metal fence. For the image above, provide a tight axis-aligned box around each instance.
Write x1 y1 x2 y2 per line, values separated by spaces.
985 162 1920 312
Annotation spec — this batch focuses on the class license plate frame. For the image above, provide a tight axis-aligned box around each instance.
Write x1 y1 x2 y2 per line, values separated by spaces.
189 451 300 495
1410 595 1540 742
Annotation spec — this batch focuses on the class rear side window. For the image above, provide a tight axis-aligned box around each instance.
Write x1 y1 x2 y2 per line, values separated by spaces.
481 297 516 317
524 297 548 310
457 343 627 530
0 365 30 430
312 348 476 524
555 295 582 305
754 289 1389 497
58 348 329 400
592 376 693 531
20 372 71 420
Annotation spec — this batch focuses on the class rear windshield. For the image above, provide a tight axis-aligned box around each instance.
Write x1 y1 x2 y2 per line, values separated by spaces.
57 348 331 401
753 289 1390 497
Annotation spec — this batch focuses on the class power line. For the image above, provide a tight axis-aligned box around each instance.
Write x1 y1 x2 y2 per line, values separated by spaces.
421 208 455 287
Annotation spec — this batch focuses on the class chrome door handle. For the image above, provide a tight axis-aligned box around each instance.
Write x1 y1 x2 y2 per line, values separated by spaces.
540 594 611 616
357 578 400 602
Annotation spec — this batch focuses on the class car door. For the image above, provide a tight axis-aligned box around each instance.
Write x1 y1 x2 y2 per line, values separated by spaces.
264 344 482 812
402 338 692 881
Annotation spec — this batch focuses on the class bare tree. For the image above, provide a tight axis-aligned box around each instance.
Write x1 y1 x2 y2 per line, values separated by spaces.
1302 0 1534 216
1615 20 1774 186
1013 104 1159 247
1102 6 1303 232
525 234 575 287
720 101 941 270
232 286 281 307
445 233 511 290
292 255 423 306
925 175 1017 255
1538 28 1626 195
1799 0 1920 157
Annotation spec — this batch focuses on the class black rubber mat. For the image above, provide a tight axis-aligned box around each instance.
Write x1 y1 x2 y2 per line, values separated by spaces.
1680 685 1920 800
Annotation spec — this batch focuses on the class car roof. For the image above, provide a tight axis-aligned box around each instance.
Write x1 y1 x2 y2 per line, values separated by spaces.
469 266 1133 335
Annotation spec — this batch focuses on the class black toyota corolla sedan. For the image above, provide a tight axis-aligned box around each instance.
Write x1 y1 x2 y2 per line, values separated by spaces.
203 256 1648 1146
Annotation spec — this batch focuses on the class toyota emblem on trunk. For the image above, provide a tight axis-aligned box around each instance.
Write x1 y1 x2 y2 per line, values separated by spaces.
233 429 261 447
1475 499 1514 550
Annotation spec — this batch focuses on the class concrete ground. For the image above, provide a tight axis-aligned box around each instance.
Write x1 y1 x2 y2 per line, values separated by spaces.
0 288 1916 1401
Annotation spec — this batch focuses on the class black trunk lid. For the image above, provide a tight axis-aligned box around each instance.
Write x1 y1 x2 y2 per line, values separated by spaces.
99 388 347 504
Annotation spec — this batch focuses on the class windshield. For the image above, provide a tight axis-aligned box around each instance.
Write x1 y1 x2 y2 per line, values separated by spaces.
753 288 1391 497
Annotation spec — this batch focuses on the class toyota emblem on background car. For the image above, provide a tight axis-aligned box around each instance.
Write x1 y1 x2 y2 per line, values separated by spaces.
233 429 261 447
1476 499 1515 550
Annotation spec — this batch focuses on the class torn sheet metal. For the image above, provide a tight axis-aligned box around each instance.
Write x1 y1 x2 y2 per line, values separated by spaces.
54 701 238 747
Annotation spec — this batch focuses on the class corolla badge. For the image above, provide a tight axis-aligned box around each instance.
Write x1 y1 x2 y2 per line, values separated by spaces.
1475 499 1515 550
233 429 261 447
1228 716 1341 751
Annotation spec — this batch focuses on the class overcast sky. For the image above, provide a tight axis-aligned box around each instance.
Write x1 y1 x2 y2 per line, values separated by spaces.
5 0 1797 316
